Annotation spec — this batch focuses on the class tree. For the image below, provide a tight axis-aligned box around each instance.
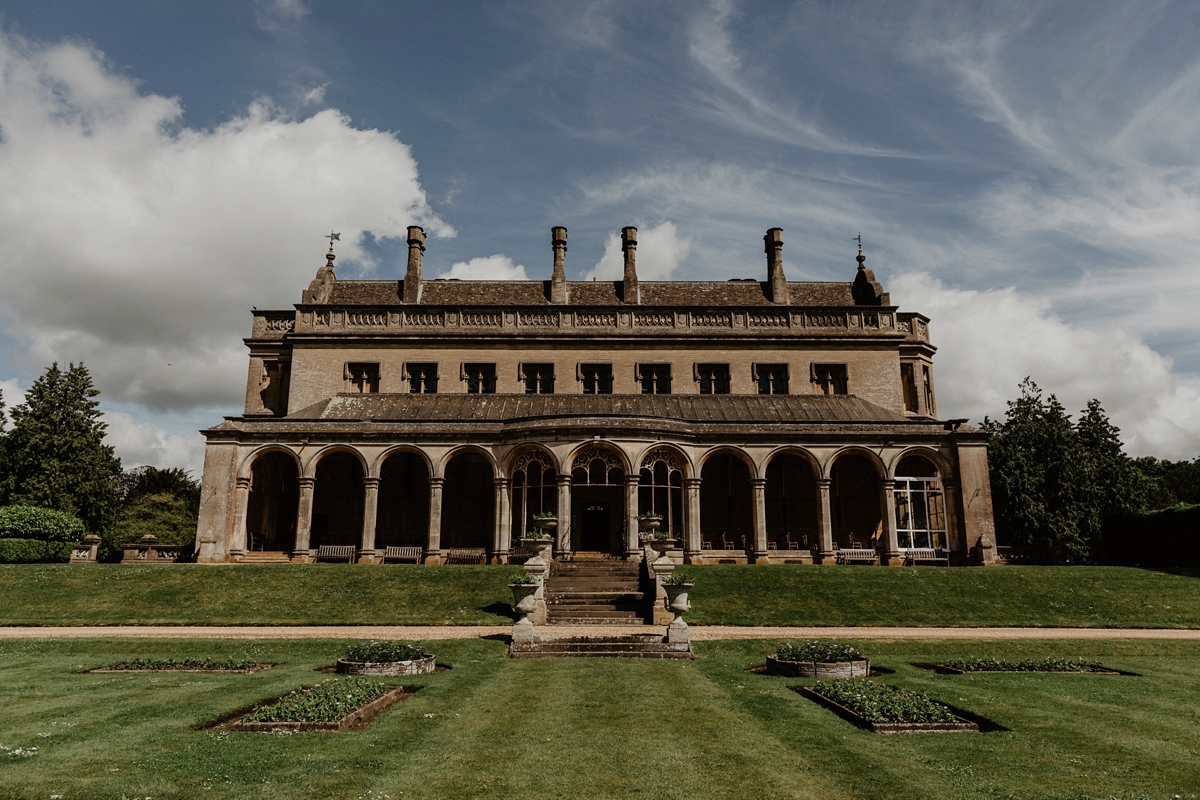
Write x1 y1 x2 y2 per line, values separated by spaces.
110 492 198 551
118 466 201 516
1135 456 1200 508
0 363 122 533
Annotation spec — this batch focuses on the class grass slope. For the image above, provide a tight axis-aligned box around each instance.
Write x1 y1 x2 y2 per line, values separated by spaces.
0 563 1198 627
0 637 1197 798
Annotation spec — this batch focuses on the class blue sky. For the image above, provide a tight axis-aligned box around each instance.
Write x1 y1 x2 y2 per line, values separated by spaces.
1 0 1199 470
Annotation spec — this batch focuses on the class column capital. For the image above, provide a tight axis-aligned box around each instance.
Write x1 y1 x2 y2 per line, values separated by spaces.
298 476 316 489
816 477 832 488
556 473 572 486
881 478 896 489
749 477 768 488
624 473 641 486
493 476 510 488
362 477 381 489
428 476 446 487
684 477 703 488
235 476 252 489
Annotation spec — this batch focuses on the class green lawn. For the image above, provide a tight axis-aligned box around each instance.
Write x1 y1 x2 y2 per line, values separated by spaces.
1 563 1198 628
0 636 1197 798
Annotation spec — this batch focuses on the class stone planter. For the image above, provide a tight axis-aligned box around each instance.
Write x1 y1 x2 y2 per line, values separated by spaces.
766 655 870 678
647 538 679 555
509 582 541 646
520 537 554 553
638 517 663 533
663 582 692 646
533 517 558 532
336 655 436 676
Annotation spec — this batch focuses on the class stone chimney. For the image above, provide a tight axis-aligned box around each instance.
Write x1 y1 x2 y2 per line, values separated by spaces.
402 226 426 304
621 226 639 304
550 226 568 305
764 227 787 304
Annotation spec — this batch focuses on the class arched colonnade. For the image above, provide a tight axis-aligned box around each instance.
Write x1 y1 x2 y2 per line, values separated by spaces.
231 441 957 564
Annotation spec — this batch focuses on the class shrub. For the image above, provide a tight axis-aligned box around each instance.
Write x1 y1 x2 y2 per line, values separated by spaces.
777 640 864 663
102 657 261 671
943 657 1108 673
0 538 74 563
344 641 427 663
509 570 538 585
242 677 393 723
812 680 956 724
0 506 86 542
108 493 197 549
661 571 693 585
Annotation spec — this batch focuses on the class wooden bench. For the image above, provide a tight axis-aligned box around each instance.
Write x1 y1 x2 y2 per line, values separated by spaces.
383 546 423 564
445 548 487 565
836 548 879 565
316 545 356 562
903 548 949 566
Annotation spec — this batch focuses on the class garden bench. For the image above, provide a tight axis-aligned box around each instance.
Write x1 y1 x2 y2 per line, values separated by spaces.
836 548 879 565
383 546 423 564
445 547 487 565
316 545 356 562
903 548 949 566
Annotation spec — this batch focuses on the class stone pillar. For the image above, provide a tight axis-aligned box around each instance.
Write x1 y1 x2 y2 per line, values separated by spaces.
941 478 961 563
750 477 769 563
426 477 445 564
816 478 835 563
649 552 674 625
880 479 901 565
494 477 511 563
624 474 640 559
556 474 572 558
230 476 252 559
293 476 316 562
683 477 702 563
358 477 380 563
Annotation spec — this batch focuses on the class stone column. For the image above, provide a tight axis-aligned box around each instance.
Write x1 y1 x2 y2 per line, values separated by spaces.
624 474 640 559
230 476 252 559
556 474 572 558
941 478 961 563
880 479 901 565
816 478 835 563
493 477 511 563
293 476 316 562
683 477 702 563
358 477 380 563
426 477 445 564
750 477 769 563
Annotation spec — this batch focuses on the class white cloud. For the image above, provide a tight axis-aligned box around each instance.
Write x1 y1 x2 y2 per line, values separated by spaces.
583 221 692 281
0 378 26 429
101 411 207 475
436 255 528 280
256 0 310 26
890 272 1200 460
302 83 329 104
0 31 450 414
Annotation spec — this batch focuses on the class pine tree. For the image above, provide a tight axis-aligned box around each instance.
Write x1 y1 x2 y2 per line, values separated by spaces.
0 363 122 533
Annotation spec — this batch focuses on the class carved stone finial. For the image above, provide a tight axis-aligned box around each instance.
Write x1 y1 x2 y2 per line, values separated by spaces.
303 245 337 304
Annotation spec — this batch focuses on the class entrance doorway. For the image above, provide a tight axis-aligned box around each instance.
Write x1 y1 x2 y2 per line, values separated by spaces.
580 502 611 551
570 446 627 554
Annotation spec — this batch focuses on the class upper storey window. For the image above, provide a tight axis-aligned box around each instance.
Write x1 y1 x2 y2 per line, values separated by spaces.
696 363 730 395
579 363 613 395
812 363 848 396
755 364 788 395
639 364 672 395
464 363 497 394
523 363 555 394
345 363 379 394
406 363 438 394
901 363 919 413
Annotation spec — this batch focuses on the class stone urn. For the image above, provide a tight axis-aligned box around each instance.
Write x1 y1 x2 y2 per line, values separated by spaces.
647 538 679 555
533 516 558 532
663 582 692 645
638 516 663 533
509 582 540 646
521 536 554 556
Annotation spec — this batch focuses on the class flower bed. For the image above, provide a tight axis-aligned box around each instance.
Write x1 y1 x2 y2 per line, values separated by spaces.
936 657 1119 674
766 641 869 678
90 657 270 673
225 676 415 732
799 679 978 733
337 641 435 676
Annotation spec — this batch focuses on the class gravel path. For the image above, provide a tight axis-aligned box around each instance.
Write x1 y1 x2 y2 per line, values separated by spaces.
1 625 1198 640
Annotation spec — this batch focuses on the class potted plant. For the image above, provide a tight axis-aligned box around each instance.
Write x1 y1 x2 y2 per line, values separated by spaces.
508 571 540 616
520 529 554 556
637 511 663 533
532 511 558 531
336 640 435 676
766 640 870 678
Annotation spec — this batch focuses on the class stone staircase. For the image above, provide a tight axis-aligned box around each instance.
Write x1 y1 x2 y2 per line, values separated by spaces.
509 633 691 659
237 551 294 564
544 558 646 626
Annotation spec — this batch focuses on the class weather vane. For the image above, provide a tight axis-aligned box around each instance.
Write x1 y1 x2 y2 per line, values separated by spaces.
325 230 341 251
853 232 862 250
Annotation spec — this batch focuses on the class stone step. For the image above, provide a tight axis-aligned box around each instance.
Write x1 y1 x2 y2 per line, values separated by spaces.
239 552 292 563
511 649 690 659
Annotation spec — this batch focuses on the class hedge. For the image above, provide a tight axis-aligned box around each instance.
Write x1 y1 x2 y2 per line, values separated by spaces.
0 538 74 564
0 506 87 543
1096 504 1200 568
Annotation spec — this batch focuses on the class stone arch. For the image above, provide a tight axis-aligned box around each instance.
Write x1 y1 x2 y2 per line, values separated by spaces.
508 446 559 541
371 445 434 480
827 448 885 549
437 444 498 479
244 448 300 552
310 450 365 549
637 445 688 539
887 447 952 481
376 448 431 549
763 447 821 550
699 449 754 550
441 448 495 550
696 446 759 480
304 444 370 480
891 449 951 551
567 442 628 553
822 446 887 481
566 441 632 477
630 442 694 480
238 444 301 480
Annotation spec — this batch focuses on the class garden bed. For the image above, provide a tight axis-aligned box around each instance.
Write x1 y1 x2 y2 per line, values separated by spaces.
765 641 869 678
920 657 1126 675
204 677 418 733
335 641 435 676
89 657 271 674
796 680 979 734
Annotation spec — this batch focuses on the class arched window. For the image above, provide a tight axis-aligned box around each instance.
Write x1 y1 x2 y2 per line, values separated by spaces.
510 451 557 538
571 447 624 487
894 455 947 550
638 448 684 537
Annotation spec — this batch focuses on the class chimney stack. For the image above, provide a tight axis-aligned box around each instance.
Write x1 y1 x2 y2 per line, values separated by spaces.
550 226 568 305
402 226 425 303
764 227 788 304
621 226 639 304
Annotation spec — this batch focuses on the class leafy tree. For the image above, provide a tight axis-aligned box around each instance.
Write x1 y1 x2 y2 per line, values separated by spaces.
108 492 197 552
0 363 122 533
118 466 201 516
1134 456 1200 508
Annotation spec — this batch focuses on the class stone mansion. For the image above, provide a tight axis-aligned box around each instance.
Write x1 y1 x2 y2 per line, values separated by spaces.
194 225 997 566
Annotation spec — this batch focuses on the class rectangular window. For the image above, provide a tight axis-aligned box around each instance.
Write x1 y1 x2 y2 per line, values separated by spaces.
754 364 788 395
811 363 848 396
695 363 731 395
922 365 935 416
405 362 438 394
463 363 497 394
579 363 613 395
522 363 555 394
638 364 672 395
901 362 919 413
344 362 379 394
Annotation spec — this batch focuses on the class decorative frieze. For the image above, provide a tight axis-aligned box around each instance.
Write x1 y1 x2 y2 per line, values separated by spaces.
519 312 560 327
748 313 789 328
404 311 446 327
347 312 387 326
461 312 502 327
634 312 675 327
264 316 295 332
807 313 847 328
691 312 732 328
576 312 617 327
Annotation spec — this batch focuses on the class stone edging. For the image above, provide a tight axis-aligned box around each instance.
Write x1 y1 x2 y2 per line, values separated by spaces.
335 655 436 676
795 687 979 734
214 686 417 733
765 655 869 678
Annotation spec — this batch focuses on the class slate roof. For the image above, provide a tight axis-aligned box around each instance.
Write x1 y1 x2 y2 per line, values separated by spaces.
322 280 861 307
285 393 910 424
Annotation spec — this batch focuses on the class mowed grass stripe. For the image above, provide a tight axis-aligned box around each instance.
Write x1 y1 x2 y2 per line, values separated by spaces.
3 564 1200 628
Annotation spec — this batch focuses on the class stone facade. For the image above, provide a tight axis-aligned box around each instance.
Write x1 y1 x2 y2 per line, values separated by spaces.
196 226 997 566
